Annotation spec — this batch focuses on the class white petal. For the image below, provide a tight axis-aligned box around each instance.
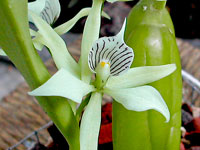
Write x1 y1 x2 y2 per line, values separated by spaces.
30 12 80 77
104 86 170 122
28 0 61 24
88 19 134 76
106 64 176 88
54 8 110 36
29 68 95 103
0 48 6 56
80 92 102 150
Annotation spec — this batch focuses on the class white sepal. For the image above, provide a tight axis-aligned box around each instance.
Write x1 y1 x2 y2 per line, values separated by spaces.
104 86 170 122
80 92 102 150
32 8 110 50
30 12 80 77
88 20 134 76
54 8 110 35
106 64 176 88
81 0 104 84
28 0 61 25
29 68 96 103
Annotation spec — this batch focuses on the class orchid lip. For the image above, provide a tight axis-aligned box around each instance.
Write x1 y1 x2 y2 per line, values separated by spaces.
88 19 134 77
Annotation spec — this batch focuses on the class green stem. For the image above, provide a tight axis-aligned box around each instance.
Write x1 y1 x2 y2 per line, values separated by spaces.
0 1 80 150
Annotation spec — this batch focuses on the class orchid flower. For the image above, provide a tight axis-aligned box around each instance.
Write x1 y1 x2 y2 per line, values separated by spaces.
29 11 176 149
0 0 61 55
28 0 61 25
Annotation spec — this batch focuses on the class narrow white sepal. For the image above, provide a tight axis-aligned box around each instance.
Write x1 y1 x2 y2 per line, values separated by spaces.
80 92 102 150
106 64 177 88
54 8 110 36
30 12 80 77
29 68 96 103
88 19 134 76
81 0 103 84
28 0 61 25
104 86 170 122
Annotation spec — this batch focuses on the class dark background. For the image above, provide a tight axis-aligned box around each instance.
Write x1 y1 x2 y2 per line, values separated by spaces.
28 0 200 39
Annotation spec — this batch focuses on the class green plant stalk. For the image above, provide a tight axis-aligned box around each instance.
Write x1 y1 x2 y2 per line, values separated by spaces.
113 0 182 150
0 0 80 149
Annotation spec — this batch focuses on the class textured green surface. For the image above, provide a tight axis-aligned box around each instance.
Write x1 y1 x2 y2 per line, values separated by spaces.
0 1 80 149
113 0 182 150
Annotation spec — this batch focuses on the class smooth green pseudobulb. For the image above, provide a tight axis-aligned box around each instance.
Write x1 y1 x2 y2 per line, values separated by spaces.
113 0 182 150
0 1 80 150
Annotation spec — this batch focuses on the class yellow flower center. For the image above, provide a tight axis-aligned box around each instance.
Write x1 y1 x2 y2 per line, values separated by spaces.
100 61 110 67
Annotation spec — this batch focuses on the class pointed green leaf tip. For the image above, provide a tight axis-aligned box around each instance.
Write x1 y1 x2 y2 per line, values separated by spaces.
28 0 61 25
29 68 96 103
104 86 170 122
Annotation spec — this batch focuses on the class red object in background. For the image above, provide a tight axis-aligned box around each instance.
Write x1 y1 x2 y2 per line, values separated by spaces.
99 103 112 145
193 118 200 132
181 142 186 150
182 103 200 150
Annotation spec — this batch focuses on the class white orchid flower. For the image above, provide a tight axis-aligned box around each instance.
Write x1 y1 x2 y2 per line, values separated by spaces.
28 0 61 25
29 15 176 149
0 0 61 55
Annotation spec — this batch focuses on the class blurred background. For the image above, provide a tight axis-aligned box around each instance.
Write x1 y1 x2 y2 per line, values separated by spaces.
0 0 200 149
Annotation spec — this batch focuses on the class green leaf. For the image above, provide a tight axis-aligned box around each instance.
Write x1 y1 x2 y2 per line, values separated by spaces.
0 29 40 56
28 0 61 24
54 8 110 35
30 12 80 77
104 86 170 122
80 92 102 150
0 1 80 149
106 64 176 88
29 68 96 103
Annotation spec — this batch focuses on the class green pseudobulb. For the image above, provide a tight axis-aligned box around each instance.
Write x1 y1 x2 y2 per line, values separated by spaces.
113 0 182 150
